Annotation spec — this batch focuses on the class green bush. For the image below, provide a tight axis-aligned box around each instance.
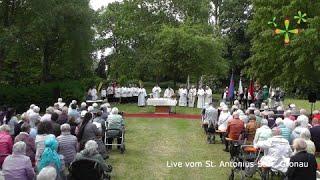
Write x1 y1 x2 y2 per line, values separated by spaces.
0 80 89 113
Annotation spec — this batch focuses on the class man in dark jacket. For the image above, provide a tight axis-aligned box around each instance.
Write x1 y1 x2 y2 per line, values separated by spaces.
310 118 320 152
287 138 317 180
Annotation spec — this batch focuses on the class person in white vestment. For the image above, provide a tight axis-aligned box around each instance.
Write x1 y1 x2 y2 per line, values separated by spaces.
91 86 98 101
127 86 133 103
138 87 147 107
197 87 205 108
205 86 212 104
114 85 121 103
164 87 174 98
101 87 107 100
222 87 228 103
188 86 197 108
178 86 188 107
132 85 139 102
121 86 127 103
152 85 161 98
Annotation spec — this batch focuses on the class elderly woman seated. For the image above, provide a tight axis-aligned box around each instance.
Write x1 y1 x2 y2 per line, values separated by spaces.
2 141 35 180
255 128 292 174
37 137 64 179
253 119 272 145
37 166 57 180
286 138 317 180
57 124 78 166
0 124 13 168
299 129 315 155
291 118 309 142
14 123 36 165
106 107 125 150
74 140 112 173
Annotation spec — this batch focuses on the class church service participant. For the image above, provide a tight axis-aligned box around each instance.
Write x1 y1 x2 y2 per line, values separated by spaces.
178 85 188 107
26 104 36 118
256 128 292 174
138 86 147 107
107 84 114 102
120 86 127 103
205 86 212 104
132 85 139 103
100 87 107 100
218 106 232 131
152 84 161 98
197 87 205 108
164 86 174 99
56 98 65 109
114 85 121 103
91 86 98 101
222 87 228 103
203 103 218 144
127 85 133 103
188 85 197 108
2 141 35 180
286 138 317 180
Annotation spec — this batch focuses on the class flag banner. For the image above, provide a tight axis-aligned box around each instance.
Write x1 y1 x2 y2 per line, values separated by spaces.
238 78 243 95
228 73 234 99
249 80 254 100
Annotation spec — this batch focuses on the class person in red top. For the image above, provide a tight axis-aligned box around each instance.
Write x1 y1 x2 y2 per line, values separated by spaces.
0 124 13 168
224 112 245 152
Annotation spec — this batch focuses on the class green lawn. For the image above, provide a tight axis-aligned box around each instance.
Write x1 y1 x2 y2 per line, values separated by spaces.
112 97 319 115
107 118 232 179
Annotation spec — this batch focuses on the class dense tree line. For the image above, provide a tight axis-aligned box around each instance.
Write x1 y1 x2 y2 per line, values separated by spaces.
248 0 320 94
0 0 95 86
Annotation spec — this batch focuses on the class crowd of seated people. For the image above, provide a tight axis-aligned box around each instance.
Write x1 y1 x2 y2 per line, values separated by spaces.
202 101 320 179
0 98 124 179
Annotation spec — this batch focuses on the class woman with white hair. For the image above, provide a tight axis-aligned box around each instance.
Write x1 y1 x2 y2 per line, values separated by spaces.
275 118 291 142
37 166 57 180
253 119 272 145
2 141 35 180
57 124 77 165
286 138 317 180
0 124 13 167
283 110 294 130
217 106 232 131
256 128 292 174
291 119 309 142
29 106 41 128
106 107 125 150
74 140 112 173
299 129 315 155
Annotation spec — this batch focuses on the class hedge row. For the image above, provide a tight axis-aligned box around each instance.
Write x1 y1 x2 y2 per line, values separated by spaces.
0 80 92 113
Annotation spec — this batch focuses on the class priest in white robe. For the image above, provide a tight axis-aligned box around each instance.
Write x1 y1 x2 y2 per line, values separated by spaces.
114 86 121 103
178 86 188 106
138 87 147 107
205 86 212 104
132 85 139 102
152 85 161 98
197 87 205 108
91 87 98 100
121 86 127 103
164 87 174 98
188 86 197 107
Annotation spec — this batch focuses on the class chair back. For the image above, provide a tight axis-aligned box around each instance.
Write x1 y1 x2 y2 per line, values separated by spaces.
69 159 104 180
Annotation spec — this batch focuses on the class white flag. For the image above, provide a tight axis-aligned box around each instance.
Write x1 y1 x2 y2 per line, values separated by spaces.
238 78 243 94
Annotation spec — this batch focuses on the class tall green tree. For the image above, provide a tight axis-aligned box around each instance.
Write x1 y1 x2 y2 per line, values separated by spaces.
219 0 252 78
0 0 95 85
247 0 320 93
96 0 228 85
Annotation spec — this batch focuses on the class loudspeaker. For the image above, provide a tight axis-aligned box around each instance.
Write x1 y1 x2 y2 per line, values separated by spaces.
308 92 317 103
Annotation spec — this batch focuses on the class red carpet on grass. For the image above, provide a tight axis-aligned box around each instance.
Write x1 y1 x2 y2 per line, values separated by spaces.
123 113 201 120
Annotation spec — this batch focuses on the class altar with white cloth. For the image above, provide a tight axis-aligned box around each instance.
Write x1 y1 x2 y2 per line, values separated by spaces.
146 98 177 114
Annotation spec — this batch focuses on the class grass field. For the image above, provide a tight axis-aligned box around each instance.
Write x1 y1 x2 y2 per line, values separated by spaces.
107 118 232 179
106 98 319 179
113 97 319 115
